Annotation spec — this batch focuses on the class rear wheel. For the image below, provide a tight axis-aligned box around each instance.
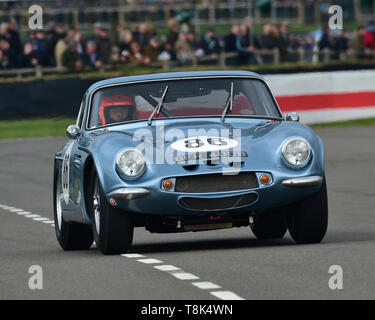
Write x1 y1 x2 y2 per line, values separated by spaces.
53 168 93 250
287 178 328 244
87 168 134 255
250 209 287 240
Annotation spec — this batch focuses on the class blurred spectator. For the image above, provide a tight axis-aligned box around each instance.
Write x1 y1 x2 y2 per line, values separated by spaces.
224 24 240 52
166 19 179 46
200 28 221 56
132 23 151 47
350 26 366 58
236 24 256 65
158 42 176 61
319 27 332 50
333 30 349 59
288 34 300 51
363 27 375 50
0 39 13 68
109 46 122 66
261 24 278 49
144 37 162 62
20 41 39 68
95 26 112 64
82 41 102 69
119 30 133 56
7 19 21 67
62 40 83 71
34 31 49 66
0 49 9 69
186 31 201 54
175 32 192 56
124 41 150 65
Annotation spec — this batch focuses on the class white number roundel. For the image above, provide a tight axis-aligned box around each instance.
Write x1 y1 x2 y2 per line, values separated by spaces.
170 136 238 153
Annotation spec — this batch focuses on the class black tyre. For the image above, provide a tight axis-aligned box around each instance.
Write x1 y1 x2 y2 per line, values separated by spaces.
87 168 134 255
287 177 328 244
53 167 94 250
250 209 287 240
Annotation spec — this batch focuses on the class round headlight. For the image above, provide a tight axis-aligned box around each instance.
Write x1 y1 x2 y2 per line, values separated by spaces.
116 149 146 178
282 138 311 167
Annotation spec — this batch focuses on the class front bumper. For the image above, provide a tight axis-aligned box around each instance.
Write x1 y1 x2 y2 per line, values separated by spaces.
107 174 323 215
281 175 323 187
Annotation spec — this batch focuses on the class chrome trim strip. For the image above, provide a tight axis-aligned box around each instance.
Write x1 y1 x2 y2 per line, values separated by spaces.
107 187 150 200
85 75 284 131
55 156 64 161
282 176 323 187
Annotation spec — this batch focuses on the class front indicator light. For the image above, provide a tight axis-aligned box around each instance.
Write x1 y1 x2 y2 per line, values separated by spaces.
260 174 271 185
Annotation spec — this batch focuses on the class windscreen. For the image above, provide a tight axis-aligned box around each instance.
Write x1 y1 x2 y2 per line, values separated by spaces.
88 78 281 128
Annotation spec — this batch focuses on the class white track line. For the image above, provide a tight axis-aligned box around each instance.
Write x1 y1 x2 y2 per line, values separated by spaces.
121 253 145 258
154 265 181 272
171 272 199 280
210 291 245 300
192 282 221 290
137 258 163 264
24 214 41 218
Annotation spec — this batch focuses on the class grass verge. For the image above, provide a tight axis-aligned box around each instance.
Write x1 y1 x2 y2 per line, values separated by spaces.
310 117 375 128
0 117 374 140
0 118 74 140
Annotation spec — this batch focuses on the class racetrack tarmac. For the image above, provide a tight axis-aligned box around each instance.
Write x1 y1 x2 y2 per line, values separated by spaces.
0 126 374 300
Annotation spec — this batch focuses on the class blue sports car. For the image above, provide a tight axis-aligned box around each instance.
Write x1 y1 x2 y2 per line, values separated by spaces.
53 70 327 254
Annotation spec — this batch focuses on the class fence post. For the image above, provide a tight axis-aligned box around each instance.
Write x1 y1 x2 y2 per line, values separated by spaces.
73 8 79 29
162 60 169 71
353 0 362 23
297 0 305 24
192 55 198 67
219 52 226 68
298 47 305 63
35 65 43 78
272 48 280 64
312 45 319 64
323 48 330 63
209 0 216 25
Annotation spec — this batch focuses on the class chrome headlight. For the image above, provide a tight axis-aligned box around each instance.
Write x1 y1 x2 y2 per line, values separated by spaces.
282 138 311 167
116 149 146 178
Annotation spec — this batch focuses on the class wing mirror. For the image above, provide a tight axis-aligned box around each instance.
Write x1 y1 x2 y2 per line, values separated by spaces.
285 112 300 122
66 124 81 139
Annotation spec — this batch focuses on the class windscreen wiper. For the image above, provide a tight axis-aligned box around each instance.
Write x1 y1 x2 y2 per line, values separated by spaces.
221 82 234 122
148 85 169 126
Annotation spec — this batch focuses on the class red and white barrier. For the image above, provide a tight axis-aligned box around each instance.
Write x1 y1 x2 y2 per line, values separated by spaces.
265 70 375 124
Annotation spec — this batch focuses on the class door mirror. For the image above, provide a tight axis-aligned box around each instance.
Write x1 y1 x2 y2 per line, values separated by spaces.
285 112 300 122
66 124 80 139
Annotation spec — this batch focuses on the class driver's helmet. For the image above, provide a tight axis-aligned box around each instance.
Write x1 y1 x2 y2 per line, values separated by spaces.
98 96 135 125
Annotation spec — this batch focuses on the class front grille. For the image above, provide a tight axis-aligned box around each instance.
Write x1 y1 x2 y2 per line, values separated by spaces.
175 172 258 193
179 193 258 211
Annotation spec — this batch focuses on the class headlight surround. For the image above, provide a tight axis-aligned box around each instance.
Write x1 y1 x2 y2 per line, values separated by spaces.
116 148 146 179
282 138 312 167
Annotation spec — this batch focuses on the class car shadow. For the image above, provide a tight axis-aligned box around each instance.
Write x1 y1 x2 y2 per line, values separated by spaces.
129 230 375 254
130 237 295 254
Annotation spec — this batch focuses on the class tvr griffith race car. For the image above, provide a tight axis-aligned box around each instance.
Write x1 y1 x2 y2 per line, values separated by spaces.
53 70 327 255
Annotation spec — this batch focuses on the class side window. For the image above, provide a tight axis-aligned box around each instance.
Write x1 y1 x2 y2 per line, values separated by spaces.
76 94 86 128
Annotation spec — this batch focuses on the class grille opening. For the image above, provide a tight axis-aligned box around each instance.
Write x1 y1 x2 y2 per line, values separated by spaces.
175 172 258 193
179 193 258 211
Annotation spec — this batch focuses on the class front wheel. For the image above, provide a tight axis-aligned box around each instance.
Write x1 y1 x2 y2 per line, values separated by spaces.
87 168 134 255
250 209 287 240
287 177 328 244
53 168 93 251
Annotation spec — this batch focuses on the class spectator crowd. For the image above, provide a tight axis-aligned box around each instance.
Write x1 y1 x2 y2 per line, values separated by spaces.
1 17 375 71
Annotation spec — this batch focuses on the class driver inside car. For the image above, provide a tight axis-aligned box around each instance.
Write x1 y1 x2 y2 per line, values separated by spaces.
99 96 135 125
